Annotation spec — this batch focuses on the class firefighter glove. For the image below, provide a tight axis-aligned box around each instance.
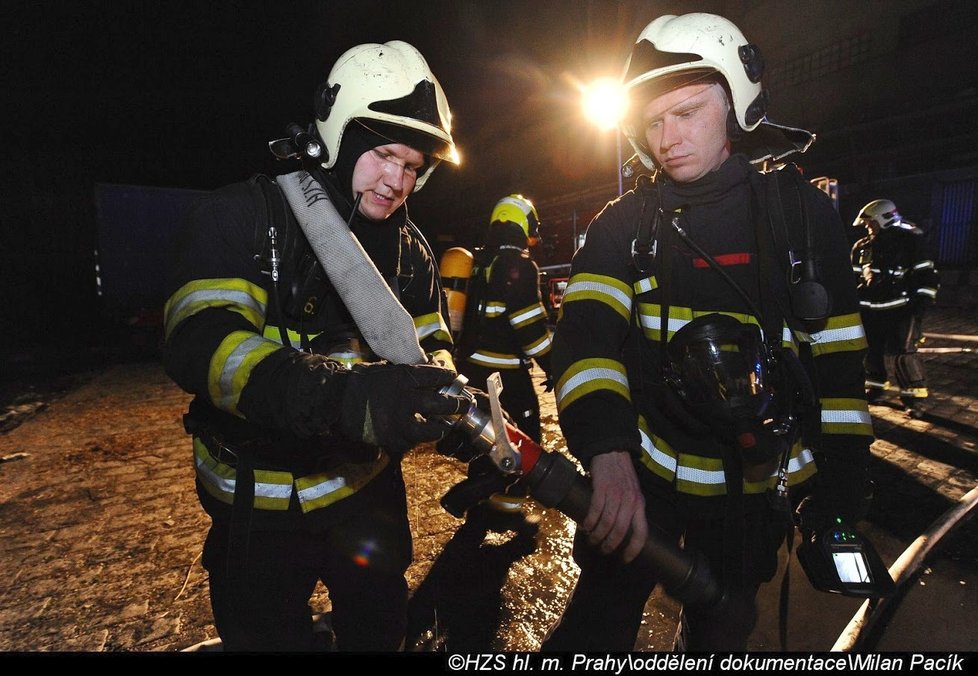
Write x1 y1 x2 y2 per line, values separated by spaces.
339 362 466 454
540 372 555 393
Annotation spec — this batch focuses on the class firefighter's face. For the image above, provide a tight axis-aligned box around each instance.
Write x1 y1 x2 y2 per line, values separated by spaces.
352 143 425 221
641 82 732 183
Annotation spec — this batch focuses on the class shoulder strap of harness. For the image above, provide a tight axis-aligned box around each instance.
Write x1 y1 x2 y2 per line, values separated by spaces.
763 164 831 325
631 174 661 274
250 174 296 347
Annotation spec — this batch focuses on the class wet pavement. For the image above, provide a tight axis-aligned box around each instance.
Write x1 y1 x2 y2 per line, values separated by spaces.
0 304 976 654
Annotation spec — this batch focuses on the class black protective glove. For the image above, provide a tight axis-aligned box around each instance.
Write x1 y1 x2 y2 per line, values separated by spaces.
339 362 467 455
540 372 555 393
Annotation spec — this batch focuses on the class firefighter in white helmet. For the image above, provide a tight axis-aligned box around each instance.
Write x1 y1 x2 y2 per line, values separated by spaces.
163 41 467 651
541 13 873 651
851 199 939 417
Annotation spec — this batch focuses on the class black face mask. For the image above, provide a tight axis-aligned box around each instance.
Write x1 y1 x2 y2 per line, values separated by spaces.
664 312 790 466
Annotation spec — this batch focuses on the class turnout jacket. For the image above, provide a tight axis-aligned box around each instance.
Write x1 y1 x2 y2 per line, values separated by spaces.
553 155 873 518
462 245 553 374
163 174 453 525
851 224 939 311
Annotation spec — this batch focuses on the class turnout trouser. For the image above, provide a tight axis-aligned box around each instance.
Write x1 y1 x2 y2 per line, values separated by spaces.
201 471 413 651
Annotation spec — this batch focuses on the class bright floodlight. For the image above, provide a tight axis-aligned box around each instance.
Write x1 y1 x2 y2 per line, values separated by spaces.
582 77 628 131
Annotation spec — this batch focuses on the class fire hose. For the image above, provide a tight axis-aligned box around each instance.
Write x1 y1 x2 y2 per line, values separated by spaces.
438 372 723 610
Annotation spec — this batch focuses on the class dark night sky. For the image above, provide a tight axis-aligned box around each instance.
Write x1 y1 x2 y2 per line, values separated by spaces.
5 1 643 237
4 1 976 351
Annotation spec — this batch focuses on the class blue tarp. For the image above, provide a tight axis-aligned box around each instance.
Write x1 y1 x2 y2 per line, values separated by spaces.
94 183 206 314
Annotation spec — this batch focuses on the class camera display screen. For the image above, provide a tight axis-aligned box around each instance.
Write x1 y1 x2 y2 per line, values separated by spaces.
832 550 872 583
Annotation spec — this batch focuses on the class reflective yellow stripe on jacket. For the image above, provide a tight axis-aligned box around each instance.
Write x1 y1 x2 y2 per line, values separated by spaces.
563 273 632 320
636 304 798 349
164 278 267 339
820 398 873 436
415 311 452 344
508 302 547 329
635 416 817 497
555 358 630 413
798 313 867 357
523 333 552 358
194 438 390 513
208 331 284 416
466 350 523 369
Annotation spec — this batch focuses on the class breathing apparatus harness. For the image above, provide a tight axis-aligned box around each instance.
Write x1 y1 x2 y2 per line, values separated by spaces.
631 166 893 646
631 165 833 647
631 165 824 494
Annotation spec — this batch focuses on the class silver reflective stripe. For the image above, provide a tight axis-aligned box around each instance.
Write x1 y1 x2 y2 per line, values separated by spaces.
913 261 935 271
485 303 506 317
524 335 552 356
565 279 632 314
639 428 677 474
509 306 545 325
790 447 815 473
676 464 726 486
218 335 271 409
195 453 293 500
167 289 265 335
296 476 347 503
556 367 628 404
822 409 872 425
809 323 866 343
635 277 656 294
638 313 690 334
918 287 938 298
469 351 522 366
860 298 910 309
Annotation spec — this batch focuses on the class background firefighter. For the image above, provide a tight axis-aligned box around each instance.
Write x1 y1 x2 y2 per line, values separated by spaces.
452 194 555 533
162 41 468 651
852 199 940 418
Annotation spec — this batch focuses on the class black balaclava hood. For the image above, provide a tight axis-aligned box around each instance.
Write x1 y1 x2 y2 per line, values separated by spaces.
331 120 392 210
314 120 403 277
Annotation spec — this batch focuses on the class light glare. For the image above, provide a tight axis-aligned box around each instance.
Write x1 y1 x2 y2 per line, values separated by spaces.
582 77 628 131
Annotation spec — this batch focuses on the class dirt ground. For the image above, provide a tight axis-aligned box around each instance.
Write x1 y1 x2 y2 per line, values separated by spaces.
2 303 976 653
0 359 608 652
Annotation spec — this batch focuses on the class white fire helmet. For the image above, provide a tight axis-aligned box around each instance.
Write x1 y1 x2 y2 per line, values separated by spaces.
314 40 459 191
620 13 768 170
853 199 904 230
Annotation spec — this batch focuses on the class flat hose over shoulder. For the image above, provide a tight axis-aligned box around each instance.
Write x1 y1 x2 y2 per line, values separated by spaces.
277 170 425 365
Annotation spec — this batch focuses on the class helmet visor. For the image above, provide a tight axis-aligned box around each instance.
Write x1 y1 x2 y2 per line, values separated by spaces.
357 118 453 165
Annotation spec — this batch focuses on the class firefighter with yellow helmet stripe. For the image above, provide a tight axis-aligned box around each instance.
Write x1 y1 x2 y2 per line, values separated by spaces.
452 194 553 532
163 41 466 651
